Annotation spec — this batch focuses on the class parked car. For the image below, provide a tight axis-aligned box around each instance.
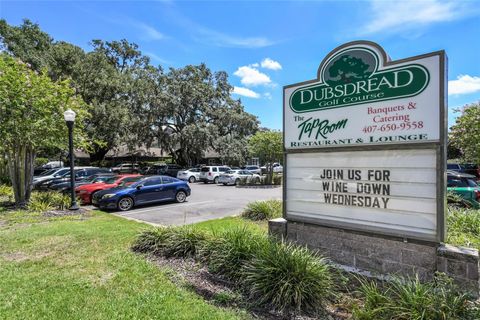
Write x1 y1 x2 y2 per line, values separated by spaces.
144 164 183 178
447 163 480 179
76 174 142 204
50 173 116 193
447 171 480 208
92 175 191 211
32 167 71 188
177 168 201 183
244 165 262 175
261 162 283 174
111 163 140 174
37 167 111 190
199 166 231 184
218 170 261 186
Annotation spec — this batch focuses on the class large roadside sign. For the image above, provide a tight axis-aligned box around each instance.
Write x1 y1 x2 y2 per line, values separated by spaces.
283 41 447 242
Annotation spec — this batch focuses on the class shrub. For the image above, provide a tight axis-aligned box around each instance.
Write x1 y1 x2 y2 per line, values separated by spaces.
243 240 334 315
447 191 473 208
241 199 282 221
28 191 71 212
132 226 208 258
272 173 282 185
34 157 49 167
199 227 268 281
0 184 13 200
353 274 478 320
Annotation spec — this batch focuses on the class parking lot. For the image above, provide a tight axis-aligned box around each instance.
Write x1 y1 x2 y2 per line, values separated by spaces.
99 183 282 226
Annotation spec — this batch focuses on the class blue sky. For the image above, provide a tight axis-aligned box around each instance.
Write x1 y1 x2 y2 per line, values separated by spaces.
1 0 479 130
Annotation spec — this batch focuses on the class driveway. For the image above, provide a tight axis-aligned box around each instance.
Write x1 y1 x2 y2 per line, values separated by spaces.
110 183 282 226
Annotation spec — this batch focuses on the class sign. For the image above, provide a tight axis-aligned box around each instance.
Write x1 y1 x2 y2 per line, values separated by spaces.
283 41 446 242
284 42 442 149
286 149 438 240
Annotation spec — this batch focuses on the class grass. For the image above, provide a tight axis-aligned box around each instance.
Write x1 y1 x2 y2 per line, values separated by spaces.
195 216 268 234
447 207 480 250
0 209 245 320
353 274 479 319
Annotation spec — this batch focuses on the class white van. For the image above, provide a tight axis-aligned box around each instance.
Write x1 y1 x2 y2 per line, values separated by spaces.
199 166 231 184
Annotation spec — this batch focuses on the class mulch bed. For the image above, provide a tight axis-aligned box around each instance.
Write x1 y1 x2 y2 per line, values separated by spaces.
148 255 350 320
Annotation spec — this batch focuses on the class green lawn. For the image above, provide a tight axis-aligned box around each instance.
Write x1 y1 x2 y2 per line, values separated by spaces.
0 210 246 320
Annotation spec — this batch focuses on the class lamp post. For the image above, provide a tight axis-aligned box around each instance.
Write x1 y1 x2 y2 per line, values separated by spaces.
64 109 79 210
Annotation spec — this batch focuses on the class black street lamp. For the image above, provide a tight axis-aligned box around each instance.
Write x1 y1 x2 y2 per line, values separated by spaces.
64 109 79 210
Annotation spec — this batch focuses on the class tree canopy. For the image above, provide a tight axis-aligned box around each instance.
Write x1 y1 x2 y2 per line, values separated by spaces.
449 102 480 163
0 19 259 165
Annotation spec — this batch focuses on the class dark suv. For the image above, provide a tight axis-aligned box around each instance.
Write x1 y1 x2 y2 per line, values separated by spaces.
38 167 112 190
145 164 183 178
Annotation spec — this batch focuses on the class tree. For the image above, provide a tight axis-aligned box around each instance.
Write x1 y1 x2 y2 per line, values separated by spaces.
0 19 53 72
328 55 370 85
449 102 480 163
151 64 258 166
248 131 283 183
0 55 88 206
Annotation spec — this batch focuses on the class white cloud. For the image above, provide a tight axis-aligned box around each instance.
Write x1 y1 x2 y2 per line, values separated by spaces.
136 22 165 40
144 51 169 64
261 58 282 70
234 66 272 87
196 30 274 48
264 92 272 100
449 75 480 95
232 86 260 98
361 0 474 35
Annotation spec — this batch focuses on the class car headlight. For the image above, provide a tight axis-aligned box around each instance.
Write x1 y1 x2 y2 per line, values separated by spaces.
101 194 116 199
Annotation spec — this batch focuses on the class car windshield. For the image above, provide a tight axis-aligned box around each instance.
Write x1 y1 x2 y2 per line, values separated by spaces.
467 178 478 188
92 176 116 184
53 168 70 177
226 170 239 174
39 169 55 176
129 178 148 188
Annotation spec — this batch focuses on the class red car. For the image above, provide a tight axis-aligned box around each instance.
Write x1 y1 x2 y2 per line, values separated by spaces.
75 174 142 204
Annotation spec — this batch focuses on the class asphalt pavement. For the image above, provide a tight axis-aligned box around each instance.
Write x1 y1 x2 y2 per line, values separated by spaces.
98 183 282 226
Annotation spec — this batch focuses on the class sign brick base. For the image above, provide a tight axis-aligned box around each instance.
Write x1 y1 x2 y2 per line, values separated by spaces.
269 218 479 295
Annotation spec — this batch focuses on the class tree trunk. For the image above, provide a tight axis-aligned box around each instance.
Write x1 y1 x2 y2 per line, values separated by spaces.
89 147 109 163
7 145 35 207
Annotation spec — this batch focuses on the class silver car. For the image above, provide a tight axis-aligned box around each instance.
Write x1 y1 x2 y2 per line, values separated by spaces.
244 165 262 175
177 168 201 183
218 170 261 186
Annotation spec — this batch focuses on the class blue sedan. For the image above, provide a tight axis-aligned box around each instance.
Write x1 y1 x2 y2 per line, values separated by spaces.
92 175 191 211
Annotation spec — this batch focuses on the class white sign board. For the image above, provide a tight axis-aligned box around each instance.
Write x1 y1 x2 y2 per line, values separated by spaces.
286 149 438 240
283 41 446 242
284 43 441 149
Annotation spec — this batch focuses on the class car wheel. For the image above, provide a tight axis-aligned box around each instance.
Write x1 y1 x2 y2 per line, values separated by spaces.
90 190 101 204
255 177 260 184
117 197 134 211
223 183 227 186
189 176 196 183
176 190 187 203
214 177 219 184
235 178 240 186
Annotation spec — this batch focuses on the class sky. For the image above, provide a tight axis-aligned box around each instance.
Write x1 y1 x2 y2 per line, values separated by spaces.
1 0 479 130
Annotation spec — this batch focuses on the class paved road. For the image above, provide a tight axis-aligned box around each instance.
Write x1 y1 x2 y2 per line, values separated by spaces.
104 183 282 226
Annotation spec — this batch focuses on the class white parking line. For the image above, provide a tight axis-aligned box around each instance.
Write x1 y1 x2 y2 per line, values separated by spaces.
119 200 215 216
